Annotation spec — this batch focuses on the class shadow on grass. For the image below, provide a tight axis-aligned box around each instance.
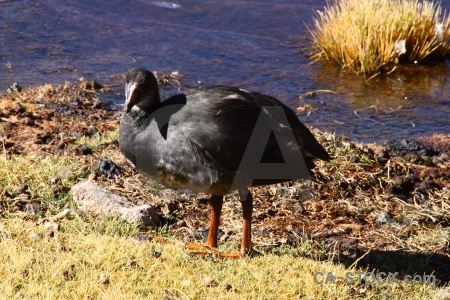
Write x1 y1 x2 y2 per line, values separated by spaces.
337 249 450 285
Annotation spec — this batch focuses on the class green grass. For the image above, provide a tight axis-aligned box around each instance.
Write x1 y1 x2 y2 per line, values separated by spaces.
309 0 450 77
0 154 90 213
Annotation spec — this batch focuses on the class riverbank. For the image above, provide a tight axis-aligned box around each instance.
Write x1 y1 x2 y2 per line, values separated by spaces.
1 76 449 298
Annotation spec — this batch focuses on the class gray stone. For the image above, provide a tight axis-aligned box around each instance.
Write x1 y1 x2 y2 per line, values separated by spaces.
72 181 129 214
72 181 160 227
118 205 160 227
375 211 394 226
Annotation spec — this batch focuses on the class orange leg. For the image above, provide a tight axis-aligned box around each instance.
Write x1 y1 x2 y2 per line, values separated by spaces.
206 195 223 248
239 189 253 256
185 195 223 253
184 191 254 259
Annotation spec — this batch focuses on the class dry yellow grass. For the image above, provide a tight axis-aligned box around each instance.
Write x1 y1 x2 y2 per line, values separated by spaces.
0 138 446 299
0 154 90 213
0 217 442 299
309 0 450 77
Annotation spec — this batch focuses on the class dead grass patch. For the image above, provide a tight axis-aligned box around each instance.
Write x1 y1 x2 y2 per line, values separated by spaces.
309 0 450 76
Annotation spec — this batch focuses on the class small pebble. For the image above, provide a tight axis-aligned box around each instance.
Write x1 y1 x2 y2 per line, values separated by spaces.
62 270 70 281
90 80 103 90
203 276 216 287
28 232 40 241
76 145 92 155
44 221 53 230
375 211 394 226
72 98 83 107
133 234 151 242
181 279 192 287
96 159 121 178
7 83 22 93
128 260 137 268
152 250 162 258
49 177 61 185
349 155 360 163
21 117 34 126
223 282 232 292
99 274 110 284
86 126 99 137
14 102 25 113
377 150 390 159
44 230 54 238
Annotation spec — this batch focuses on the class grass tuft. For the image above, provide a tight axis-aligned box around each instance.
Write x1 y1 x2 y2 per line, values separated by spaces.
309 0 450 76
0 154 90 214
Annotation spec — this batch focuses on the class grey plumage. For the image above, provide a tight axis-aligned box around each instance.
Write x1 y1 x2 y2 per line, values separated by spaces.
119 68 330 195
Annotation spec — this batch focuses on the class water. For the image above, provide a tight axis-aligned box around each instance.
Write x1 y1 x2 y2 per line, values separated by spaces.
1 0 449 142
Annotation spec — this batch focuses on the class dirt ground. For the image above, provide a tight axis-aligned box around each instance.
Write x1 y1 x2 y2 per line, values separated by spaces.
1 75 449 284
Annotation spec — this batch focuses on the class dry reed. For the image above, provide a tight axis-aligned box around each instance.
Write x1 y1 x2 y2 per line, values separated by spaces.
309 0 450 76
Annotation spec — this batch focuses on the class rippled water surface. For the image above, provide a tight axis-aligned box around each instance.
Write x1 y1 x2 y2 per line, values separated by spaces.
1 0 449 142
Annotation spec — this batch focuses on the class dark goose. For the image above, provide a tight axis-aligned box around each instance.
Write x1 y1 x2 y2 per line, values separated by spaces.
119 68 330 257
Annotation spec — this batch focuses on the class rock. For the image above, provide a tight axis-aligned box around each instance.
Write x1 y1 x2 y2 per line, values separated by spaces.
203 277 216 287
118 205 160 227
14 102 25 113
7 83 22 93
13 184 29 196
49 177 61 185
375 211 394 226
72 181 129 214
44 230 54 238
44 221 60 232
86 126 99 137
180 279 192 287
76 144 92 155
133 234 152 242
128 260 137 268
81 80 103 91
377 150 390 159
72 181 160 227
192 228 224 243
349 155 360 163
223 282 233 292
28 232 40 241
99 274 110 285
96 159 121 178
151 250 162 258
20 117 34 126
62 270 72 281
90 80 103 90
386 139 438 157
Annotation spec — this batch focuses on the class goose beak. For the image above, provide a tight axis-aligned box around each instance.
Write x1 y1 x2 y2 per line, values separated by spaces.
125 82 137 113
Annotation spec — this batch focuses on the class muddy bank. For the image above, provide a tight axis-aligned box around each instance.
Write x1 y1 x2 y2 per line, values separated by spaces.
1 76 449 282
